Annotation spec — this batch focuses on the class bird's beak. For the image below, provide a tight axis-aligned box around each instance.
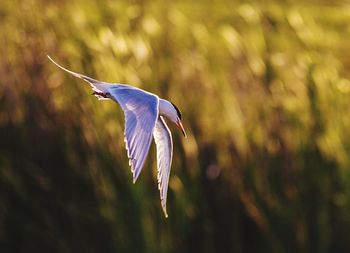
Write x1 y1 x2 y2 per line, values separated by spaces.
176 119 187 138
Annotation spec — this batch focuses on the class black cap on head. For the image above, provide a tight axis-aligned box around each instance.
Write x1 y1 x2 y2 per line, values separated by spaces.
170 102 182 120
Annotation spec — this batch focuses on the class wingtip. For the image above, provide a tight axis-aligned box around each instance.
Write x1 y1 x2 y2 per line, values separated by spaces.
132 172 137 184
46 55 63 69
132 169 139 184
162 204 168 218
47 55 55 63
163 209 169 218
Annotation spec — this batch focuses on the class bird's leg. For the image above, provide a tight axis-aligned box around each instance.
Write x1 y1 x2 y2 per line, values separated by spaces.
92 91 109 98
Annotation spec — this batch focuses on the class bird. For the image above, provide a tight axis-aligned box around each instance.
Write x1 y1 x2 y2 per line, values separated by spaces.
48 56 186 217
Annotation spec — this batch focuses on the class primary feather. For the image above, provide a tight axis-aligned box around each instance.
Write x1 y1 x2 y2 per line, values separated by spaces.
108 86 159 182
153 116 173 218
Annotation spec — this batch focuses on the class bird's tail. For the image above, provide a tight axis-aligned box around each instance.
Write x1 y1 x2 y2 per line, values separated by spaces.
47 55 110 100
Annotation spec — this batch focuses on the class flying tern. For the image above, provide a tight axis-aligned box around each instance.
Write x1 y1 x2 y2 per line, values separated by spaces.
48 56 186 217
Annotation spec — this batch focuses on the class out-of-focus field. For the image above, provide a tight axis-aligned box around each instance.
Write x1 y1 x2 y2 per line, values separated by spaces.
1 0 350 252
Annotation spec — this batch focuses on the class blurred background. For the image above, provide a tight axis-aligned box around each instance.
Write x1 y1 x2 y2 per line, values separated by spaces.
1 0 350 252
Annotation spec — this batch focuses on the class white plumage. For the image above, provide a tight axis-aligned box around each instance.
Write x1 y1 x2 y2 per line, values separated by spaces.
48 56 186 217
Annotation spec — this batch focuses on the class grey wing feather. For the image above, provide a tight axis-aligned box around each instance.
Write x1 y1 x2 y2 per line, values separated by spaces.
153 116 173 218
108 86 159 182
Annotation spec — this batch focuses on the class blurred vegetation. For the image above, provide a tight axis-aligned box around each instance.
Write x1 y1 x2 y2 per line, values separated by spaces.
1 0 350 252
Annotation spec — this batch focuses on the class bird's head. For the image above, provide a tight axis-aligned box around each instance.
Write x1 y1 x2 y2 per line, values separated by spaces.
170 102 187 138
159 99 187 138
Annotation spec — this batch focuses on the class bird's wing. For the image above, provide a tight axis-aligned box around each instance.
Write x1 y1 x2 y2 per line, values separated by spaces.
47 56 111 99
153 116 173 218
108 86 159 182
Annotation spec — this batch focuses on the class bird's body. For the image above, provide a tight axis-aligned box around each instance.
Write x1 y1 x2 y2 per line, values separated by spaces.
48 56 186 217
